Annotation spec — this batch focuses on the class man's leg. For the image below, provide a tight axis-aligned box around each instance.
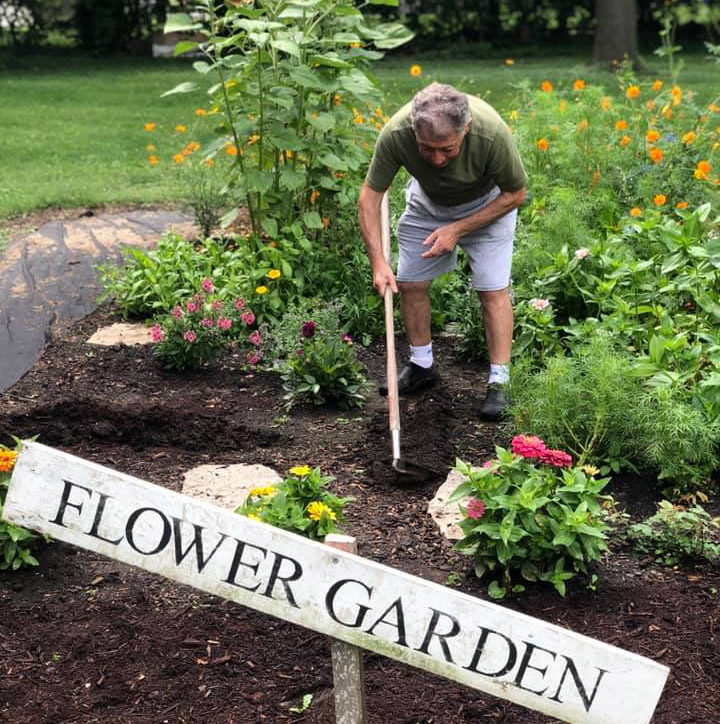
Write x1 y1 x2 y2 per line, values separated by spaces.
478 287 513 420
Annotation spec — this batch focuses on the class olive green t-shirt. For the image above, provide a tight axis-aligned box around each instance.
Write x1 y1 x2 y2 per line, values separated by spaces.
365 95 528 206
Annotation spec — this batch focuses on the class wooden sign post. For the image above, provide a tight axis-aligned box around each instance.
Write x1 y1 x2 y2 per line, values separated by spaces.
2 442 669 724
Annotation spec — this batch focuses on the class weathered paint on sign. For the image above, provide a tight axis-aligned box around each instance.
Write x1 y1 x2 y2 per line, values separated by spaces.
2 442 669 724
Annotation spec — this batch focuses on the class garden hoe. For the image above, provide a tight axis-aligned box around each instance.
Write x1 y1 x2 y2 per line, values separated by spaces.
381 192 438 483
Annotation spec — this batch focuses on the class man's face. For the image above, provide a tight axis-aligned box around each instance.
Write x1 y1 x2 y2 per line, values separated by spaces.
415 123 470 168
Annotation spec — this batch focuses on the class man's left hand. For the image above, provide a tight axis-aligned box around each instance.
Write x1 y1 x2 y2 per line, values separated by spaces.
421 224 460 258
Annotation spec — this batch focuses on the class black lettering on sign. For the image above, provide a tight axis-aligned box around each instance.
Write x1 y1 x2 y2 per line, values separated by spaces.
513 641 557 696
125 507 172 555
365 597 408 648
50 480 93 527
548 655 609 712
171 517 228 572
223 538 267 592
325 579 373 627
261 552 303 609
87 492 123 546
415 608 462 664
464 627 518 678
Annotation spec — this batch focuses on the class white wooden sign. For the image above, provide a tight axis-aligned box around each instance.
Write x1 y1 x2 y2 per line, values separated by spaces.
2 442 669 724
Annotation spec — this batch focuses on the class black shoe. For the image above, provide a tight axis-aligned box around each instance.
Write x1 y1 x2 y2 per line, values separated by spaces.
479 383 510 421
379 362 439 396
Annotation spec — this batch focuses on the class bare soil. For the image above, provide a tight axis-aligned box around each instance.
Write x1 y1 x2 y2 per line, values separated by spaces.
1 305 718 724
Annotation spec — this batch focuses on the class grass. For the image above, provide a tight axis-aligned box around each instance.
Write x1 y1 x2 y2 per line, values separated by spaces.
1 50 717 220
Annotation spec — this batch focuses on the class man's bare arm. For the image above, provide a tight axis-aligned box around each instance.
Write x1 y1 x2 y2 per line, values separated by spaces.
358 182 399 296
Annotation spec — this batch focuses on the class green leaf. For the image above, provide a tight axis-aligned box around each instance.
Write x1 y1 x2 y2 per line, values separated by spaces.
487 580 507 599
303 211 323 229
368 0 399 4
446 480 473 503
307 112 336 133
164 13 201 34
308 54 352 70
261 218 278 238
288 66 326 90
174 41 200 57
280 169 306 191
270 39 302 58
161 82 199 98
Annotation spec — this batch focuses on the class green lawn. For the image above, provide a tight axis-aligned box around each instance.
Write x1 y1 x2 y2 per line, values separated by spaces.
1 51 717 220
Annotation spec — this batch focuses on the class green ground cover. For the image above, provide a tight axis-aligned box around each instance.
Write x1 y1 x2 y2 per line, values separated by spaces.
0 52 717 219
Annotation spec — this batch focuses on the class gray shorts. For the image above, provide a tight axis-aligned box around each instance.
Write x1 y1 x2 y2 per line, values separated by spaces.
396 178 516 291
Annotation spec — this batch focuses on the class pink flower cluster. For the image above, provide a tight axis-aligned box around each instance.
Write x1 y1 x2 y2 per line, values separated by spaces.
241 311 255 325
511 435 572 468
150 324 164 343
467 498 486 520
202 277 215 293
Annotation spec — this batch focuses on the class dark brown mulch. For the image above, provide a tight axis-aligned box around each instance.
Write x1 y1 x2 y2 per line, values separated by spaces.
1 305 719 724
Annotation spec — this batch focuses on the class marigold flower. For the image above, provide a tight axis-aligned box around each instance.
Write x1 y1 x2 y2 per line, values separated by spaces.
671 85 682 98
630 207 643 218
577 119 589 132
206 158 214 167
676 201 689 210
662 105 673 120
541 80 553 92
175 124 187 133
539 448 572 468
537 138 549 151
512 435 547 458
654 194 667 206
148 154 159 166
509 110 519 121
173 154 185 164
225 144 238 156
581 464 599 476
333 93 342 106
302 320 316 338
255 285 268 295
615 120 628 131
144 122 156 131
267 269 281 280
649 147 663 163
150 324 164 343
410 64 422 76
466 499 486 520
709 104 720 113
626 85 640 99
695 160 711 180
530 298 550 311
652 79 663 91
505 58 514 66
573 79 585 91
195 108 206 116
146 144 156 152
646 129 660 142
682 131 696 145
183 330 197 343
354 115 364 124
619 135 631 147
290 465 312 477
307 501 336 521
600 96 611 111
0 450 19 473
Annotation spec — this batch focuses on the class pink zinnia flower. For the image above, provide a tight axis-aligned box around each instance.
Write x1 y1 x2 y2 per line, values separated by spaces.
217 317 232 331
183 330 197 343
530 298 550 311
539 448 573 468
511 434 547 459
234 298 246 310
301 320 316 338
482 460 497 472
248 330 261 346
202 277 215 293
467 499 486 520
341 333 353 345
241 311 255 325
295 348 304 356
186 300 198 313
150 324 164 343
200 317 213 328
246 351 260 367
172 305 183 319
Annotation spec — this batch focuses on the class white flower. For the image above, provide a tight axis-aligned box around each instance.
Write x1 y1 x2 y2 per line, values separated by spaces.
530 298 550 311
575 248 590 259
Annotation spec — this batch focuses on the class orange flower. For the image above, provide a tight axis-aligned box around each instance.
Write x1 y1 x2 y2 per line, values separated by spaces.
537 138 549 151
652 79 663 91
695 160 711 180
148 154 159 166
662 105 673 119
682 131 696 145
591 170 601 186
649 147 663 163
322 217 330 230
195 108 207 116
175 124 187 133
410 64 422 76
615 120 628 131
654 194 667 206
144 122 156 131
630 207 643 218
505 58 515 66
626 85 640 99
205 158 214 167
619 135 631 147
541 80 553 92
671 85 682 98
646 129 660 143
709 104 720 113
0 450 18 473
576 119 589 132
601 97 611 111
646 100 656 111
310 189 320 204
225 144 238 156
676 201 689 210
573 79 586 91
173 153 185 164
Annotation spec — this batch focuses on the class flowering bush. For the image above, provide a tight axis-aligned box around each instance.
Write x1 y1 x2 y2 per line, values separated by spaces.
448 435 613 599
151 285 261 371
236 465 351 540
0 438 41 571
281 320 367 411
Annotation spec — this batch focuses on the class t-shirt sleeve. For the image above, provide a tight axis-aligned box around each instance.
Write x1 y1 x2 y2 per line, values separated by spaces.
365 125 402 192
485 123 528 192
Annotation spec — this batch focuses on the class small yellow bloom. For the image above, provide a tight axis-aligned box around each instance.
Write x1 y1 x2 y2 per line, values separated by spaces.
558 100 567 112
662 105 673 120
289 465 311 477
354 115 364 124
248 134 260 145
310 189 321 204
505 58 514 66
210 105 220 114
0 449 18 473
676 201 689 210
255 285 268 295
249 485 277 497
350 42 361 49
600 97 611 111
307 501 336 522
246 513 262 522
615 120 628 131
146 144 156 152
709 104 720 113
652 79 663 91
267 269 281 280
175 124 187 133
576 119 588 132
334 93 342 106
630 207 643 218
509 110 519 121
682 131 696 145
541 80 553 92
375 107 382 118
581 464 599 476
695 160 711 180
649 147 663 163
646 129 660 143
148 154 159 166
195 108 207 116
173 153 185 164
225 79 237 88
573 79 585 91
626 85 640 99
144 122 156 131
410 64 422 76
654 194 667 206
537 138 549 151
619 135 631 147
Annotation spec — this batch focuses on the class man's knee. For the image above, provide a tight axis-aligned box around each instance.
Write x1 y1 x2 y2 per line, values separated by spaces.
478 287 511 309
398 281 432 298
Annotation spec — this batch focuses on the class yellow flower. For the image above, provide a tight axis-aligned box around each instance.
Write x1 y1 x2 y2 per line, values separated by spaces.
307 501 336 522
249 485 277 497
0 450 18 473
354 115 364 124
173 153 185 164
662 105 673 120
709 104 720 113
541 80 553 92
289 465 311 477
144 122 156 131
682 131 696 145
267 269 281 280
676 201 689 210
558 100 567 112
630 207 643 218
600 97 611 111
248 134 260 145
615 120 628 131
410 64 422 76
671 85 682 98
505 58 514 66
646 129 660 142
146 143 155 152
695 160 711 180
537 138 549 151
652 79 663 91
649 147 663 163
576 119 588 132
310 189 321 204
225 79 237 88
246 513 262 522
195 108 207 116
573 79 585 91
350 42 361 49
581 464 599 476
375 107 383 118
654 194 667 206
509 110 519 121
255 285 268 295
626 85 640 99
619 135 631 147
334 93 342 106
175 124 187 133
148 154 159 166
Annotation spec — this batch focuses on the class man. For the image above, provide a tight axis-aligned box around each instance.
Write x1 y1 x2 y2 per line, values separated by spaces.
358 82 527 421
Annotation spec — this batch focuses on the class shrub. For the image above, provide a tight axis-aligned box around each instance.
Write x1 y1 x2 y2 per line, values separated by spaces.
236 465 351 540
449 436 612 598
628 501 720 566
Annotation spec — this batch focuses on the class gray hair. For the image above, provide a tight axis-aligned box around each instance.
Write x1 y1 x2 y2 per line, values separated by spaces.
410 82 470 138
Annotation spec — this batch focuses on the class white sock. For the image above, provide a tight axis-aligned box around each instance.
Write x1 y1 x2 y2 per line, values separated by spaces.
488 363 509 385
410 342 433 369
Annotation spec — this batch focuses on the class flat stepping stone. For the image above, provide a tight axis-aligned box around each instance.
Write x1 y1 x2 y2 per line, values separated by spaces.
427 469 470 542
87 323 152 346
181 463 282 511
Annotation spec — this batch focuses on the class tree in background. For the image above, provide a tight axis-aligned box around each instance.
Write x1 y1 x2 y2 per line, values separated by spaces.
592 0 641 69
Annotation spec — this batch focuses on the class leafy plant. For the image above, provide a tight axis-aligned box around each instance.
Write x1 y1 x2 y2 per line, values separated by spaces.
449 435 613 598
0 437 41 571
282 320 367 410
236 465 351 540
628 500 720 566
